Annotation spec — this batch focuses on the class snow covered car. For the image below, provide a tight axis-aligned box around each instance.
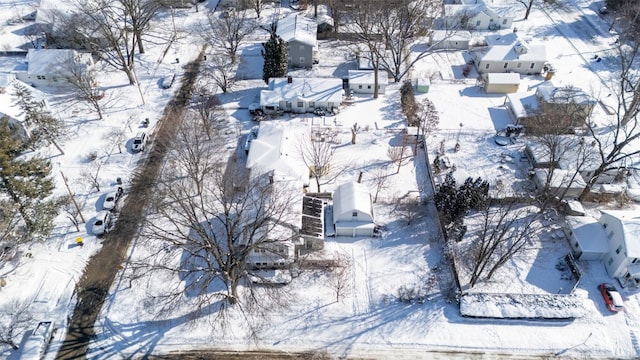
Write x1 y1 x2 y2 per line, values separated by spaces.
21 321 55 360
132 132 147 152
92 211 113 236
103 186 123 211
599 283 624 312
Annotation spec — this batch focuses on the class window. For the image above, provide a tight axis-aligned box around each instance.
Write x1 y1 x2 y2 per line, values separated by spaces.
503 63 508 69
485 64 490 70
608 257 614 266
286 101 292 108
358 85 363 89
529 63 535 69
616 245 623 254
367 85 371 89
299 56 305 64
633 258 639 264
299 45 304 51
297 101 304 107
309 101 315 107
476 20 481 27
502 19 507 25
352 212 358 217
517 63 522 68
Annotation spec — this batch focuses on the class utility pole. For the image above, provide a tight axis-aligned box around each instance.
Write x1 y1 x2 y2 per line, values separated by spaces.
60 170 85 223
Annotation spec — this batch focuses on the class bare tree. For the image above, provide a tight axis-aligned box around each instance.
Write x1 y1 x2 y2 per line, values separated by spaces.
240 0 265 18
61 59 113 120
134 115 299 325
350 122 360 144
369 166 391 203
458 203 538 287
62 198 83 232
204 55 236 93
516 0 535 20
416 98 439 138
119 0 162 54
298 131 352 192
0 300 33 350
387 139 409 174
580 40 640 199
201 7 256 65
81 162 102 192
327 251 352 303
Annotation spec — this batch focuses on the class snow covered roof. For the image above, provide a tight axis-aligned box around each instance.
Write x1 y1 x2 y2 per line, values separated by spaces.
533 168 587 190
0 79 47 122
277 14 317 47
480 43 547 62
536 82 596 106
245 119 310 185
348 70 388 85
566 216 608 254
25 49 93 76
600 210 640 258
506 91 539 119
333 182 374 223
431 30 472 42
525 138 601 172
261 77 344 106
486 73 520 85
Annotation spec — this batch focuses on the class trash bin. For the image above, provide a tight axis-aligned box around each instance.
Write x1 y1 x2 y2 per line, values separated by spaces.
116 177 122 185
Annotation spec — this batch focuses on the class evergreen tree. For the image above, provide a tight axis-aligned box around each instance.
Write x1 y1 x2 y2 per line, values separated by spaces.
0 119 60 241
262 24 288 84
13 83 66 154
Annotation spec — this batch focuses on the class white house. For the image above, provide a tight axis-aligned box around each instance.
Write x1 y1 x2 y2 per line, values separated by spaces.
245 119 310 186
348 70 387 95
444 0 515 30
259 77 344 114
474 35 547 75
599 210 640 287
564 215 609 261
429 30 472 50
14 49 94 87
332 182 375 237
277 14 318 69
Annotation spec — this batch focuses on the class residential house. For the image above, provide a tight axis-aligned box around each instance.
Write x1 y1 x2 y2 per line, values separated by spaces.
474 34 547 75
531 168 588 198
483 73 520 93
0 75 48 140
348 70 387 95
14 49 94 87
277 14 318 69
564 215 609 261
444 0 515 30
599 210 640 287
429 30 472 50
332 182 375 237
505 81 596 131
259 76 344 114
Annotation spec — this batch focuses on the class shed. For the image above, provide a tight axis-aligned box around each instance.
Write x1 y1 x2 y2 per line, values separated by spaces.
430 30 472 50
564 216 608 260
348 70 387 94
332 182 375 237
416 78 430 93
484 73 520 93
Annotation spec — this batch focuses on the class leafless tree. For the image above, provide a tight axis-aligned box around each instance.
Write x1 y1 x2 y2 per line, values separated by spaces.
350 122 360 144
0 300 32 350
203 55 236 93
369 166 391 203
133 115 299 325
201 7 256 65
580 40 640 199
191 88 227 140
387 140 409 174
352 0 444 83
298 131 352 192
458 203 538 287
516 0 535 20
61 59 113 120
81 162 102 192
327 251 352 303
416 98 439 138
119 0 162 54
62 198 83 232
240 0 265 18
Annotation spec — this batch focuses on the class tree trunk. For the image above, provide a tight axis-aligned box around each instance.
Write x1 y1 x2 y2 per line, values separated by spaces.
124 67 137 85
524 0 534 20
136 32 145 54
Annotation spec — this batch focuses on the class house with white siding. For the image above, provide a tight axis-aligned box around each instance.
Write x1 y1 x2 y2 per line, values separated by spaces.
259 76 344 114
599 210 640 287
348 70 387 95
14 49 94 87
277 14 318 69
332 182 375 237
444 0 515 30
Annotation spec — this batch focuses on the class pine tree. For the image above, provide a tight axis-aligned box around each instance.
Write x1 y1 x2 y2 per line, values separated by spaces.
262 24 288 84
0 119 59 241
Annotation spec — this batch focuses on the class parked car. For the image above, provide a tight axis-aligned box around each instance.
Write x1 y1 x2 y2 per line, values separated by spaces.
161 73 175 89
103 186 124 211
599 283 624 312
132 132 147 152
92 211 112 236
21 321 55 360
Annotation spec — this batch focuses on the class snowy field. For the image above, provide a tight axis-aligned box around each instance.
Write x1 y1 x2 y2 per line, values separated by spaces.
1 0 640 359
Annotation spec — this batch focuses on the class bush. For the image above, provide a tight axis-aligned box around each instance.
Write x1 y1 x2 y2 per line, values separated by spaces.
85 151 98 162
400 80 418 126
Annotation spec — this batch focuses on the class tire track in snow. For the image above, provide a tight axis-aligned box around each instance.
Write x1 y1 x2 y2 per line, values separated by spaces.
350 247 371 315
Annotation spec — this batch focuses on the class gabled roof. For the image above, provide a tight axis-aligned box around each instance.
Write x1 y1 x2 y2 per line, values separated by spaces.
480 43 546 62
600 210 640 258
333 182 373 222
0 78 48 123
277 14 317 47
566 216 608 254
245 119 310 184
261 77 344 106
536 81 596 106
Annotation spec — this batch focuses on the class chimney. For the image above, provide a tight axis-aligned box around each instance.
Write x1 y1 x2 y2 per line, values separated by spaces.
287 76 293 83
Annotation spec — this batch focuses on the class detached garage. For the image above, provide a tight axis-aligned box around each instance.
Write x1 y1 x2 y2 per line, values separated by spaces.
332 182 375 237
484 73 520 94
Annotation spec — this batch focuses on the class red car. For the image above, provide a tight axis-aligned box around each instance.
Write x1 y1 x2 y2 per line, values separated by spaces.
599 283 624 312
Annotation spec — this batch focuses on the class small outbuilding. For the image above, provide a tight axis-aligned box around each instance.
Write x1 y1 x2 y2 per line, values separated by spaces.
348 70 387 94
332 182 375 237
483 73 520 93
564 216 608 261
429 30 472 50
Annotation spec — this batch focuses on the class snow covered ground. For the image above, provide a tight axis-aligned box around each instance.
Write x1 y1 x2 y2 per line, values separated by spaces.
1 0 640 359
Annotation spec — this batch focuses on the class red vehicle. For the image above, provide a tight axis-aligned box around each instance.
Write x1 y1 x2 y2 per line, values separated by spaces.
599 283 624 312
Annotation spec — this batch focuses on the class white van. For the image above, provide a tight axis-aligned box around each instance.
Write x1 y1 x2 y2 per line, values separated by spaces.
21 321 55 360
